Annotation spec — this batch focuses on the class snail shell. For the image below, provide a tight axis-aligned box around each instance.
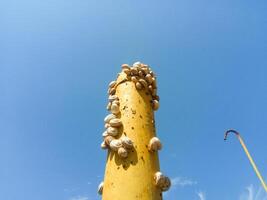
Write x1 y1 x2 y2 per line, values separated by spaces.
104 135 114 145
154 172 171 192
152 77 157 88
139 79 148 88
101 141 108 149
123 68 131 75
130 67 138 76
104 114 116 123
133 61 141 68
111 103 120 114
161 176 171 191
152 100 160 111
109 139 122 151
145 74 153 84
102 131 108 137
108 87 116 95
121 64 130 70
109 95 119 102
152 88 157 96
107 127 119 136
98 181 104 195
135 82 143 90
121 136 134 149
148 137 162 152
112 100 120 106
109 118 122 127
131 76 138 83
104 123 110 129
106 102 111 111
141 67 149 74
108 80 117 88
138 70 145 77
118 147 128 158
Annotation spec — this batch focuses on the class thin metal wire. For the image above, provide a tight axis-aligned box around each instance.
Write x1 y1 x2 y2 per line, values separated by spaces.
224 129 267 193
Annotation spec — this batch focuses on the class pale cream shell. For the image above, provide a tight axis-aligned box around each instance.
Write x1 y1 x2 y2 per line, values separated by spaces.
109 118 122 127
107 127 119 136
109 139 122 151
111 103 120 114
121 136 134 149
109 95 119 102
118 147 128 158
148 137 162 151
104 114 116 123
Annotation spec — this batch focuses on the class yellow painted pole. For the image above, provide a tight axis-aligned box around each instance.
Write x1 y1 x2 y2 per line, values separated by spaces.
100 62 170 200
224 130 267 193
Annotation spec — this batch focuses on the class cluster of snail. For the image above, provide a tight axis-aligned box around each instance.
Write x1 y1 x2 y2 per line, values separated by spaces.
98 62 171 196
101 90 134 158
121 62 160 111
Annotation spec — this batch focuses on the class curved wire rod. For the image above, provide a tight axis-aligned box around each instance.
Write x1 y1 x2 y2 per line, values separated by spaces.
224 129 267 193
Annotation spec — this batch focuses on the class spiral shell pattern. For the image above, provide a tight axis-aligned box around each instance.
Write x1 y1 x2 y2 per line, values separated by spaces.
148 137 162 152
154 171 171 192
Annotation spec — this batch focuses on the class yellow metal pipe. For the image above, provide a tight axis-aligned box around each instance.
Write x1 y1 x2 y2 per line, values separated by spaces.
225 130 267 193
102 69 162 199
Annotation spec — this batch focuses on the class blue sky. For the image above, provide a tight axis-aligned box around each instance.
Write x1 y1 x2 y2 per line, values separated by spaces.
1 0 267 200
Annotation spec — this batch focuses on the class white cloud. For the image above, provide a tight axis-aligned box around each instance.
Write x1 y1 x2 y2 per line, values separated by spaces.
197 191 206 200
171 177 197 187
69 196 89 200
239 185 267 200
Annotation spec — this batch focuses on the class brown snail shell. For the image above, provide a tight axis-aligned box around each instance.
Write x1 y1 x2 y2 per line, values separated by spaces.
130 67 138 76
145 74 153 84
107 127 119 136
121 136 134 149
152 100 159 111
135 82 143 90
109 118 122 127
109 139 122 151
108 87 116 95
148 137 162 152
118 147 128 158
131 76 138 83
154 172 171 192
139 79 148 88
98 181 104 195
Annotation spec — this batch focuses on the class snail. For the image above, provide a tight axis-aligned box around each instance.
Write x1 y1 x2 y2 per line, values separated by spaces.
152 100 159 111
107 127 119 136
121 136 134 149
104 114 116 123
145 74 153 84
148 137 162 152
118 147 128 158
131 76 138 83
101 141 108 149
98 181 104 195
108 87 116 95
135 82 143 90
109 118 122 127
121 64 130 70
102 131 108 137
111 103 120 114
139 79 148 88
109 139 122 151
154 172 171 192
104 135 114 145
108 80 116 88
108 95 119 102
